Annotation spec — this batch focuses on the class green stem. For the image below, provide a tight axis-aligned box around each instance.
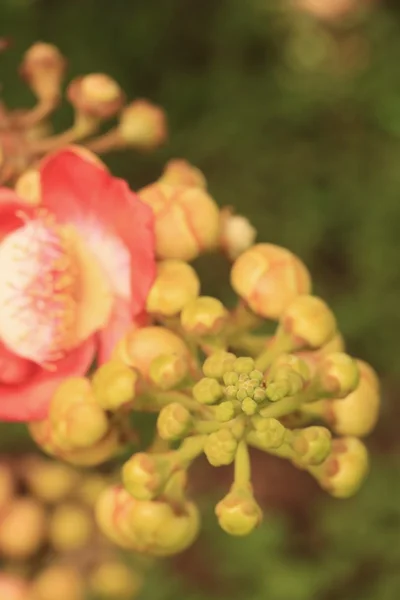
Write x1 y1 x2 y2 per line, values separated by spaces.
177 435 207 466
234 440 251 488
228 333 272 357
254 329 295 372
259 395 302 419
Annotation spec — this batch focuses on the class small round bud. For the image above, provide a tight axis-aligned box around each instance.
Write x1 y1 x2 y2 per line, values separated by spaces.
20 42 66 101
0 498 46 559
157 403 193 441
138 182 220 261
149 353 188 391
31 565 85 600
203 351 236 379
204 429 238 466
50 377 109 450
95 485 137 549
328 360 380 437
220 211 257 261
241 397 258 416
181 296 228 336
14 169 41 205
122 453 172 501
281 295 337 349
316 352 359 398
253 388 266 403
48 503 93 552
92 360 137 410
114 326 190 379
223 371 239 386
270 353 311 382
23 458 79 504
233 357 255 375
159 159 207 189
118 99 167 149
231 244 311 319
292 426 332 466
215 400 237 422
90 561 143 600
146 259 200 316
216 488 262 536
67 73 124 119
251 417 286 449
193 377 224 405
319 438 369 499
250 369 264 382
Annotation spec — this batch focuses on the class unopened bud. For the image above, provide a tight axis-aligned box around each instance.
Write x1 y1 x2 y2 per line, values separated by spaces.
159 159 207 189
231 244 311 319
204 429 238 466
157 403 193 441
216 487 262 536
0 498 46 559
233 357 255 375
220 211 257 261
118 99 167 149
149 353 189 390
50 377 109 449
250 417 286 449
20 42 66 101
138 182 220 261
23 458 79 503
146 259 200 316
181 296 228 336
67 73 124 119
92 360 137 410
61 426 121 467
122 453 174 501
317 437 369 499
193 377 224 405
292 426 332 466
215 400 237 422
90 561 143 600
328 360 380 437
280 295 337 349
114 326 190 379
95 485 137 549
202 351 236 379
31 565 85 600
316 352 359 398
49 503 92 552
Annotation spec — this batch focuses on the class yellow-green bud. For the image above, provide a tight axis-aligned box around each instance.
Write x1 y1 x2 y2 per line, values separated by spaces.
223 371 239 386
215 401 237 422
318 438 369 499
48 502 93 552
216 487 262 536
233 357 255 374
204 429 238 466
122 453 173 501
280 295 337 349
316 352 360 398
251 417 286 449
90 561 143 600
146 259 200 316
292 426 332 466
157 403 193 441
181 296 228 336
249 369 264 383
149 353 189 390
193 377 224 405
203 351 236 379
241 398 258 416
92 360 138 410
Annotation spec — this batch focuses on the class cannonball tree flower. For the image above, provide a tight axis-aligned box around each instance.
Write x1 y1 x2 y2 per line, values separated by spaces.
0 148 155 422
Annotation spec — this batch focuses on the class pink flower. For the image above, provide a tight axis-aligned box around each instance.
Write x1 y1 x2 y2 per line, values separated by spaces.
0 149 155 421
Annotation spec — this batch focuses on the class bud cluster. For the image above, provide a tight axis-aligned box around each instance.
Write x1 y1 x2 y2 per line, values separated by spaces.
0 454 148 599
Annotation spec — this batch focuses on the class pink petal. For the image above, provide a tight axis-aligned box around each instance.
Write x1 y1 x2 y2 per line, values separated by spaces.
40 149 156 316
0 337 96 422
0 189 35 240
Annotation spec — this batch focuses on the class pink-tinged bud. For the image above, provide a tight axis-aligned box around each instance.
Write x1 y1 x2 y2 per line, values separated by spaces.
0 574 29 600
95 485 138 549
113 326 190 379
149 353 189 390
67 73 124 119
280 295 337 349
20 42 66 101
118 100 167 149
159 159 207 189
31 565 85 600
327 360 380 437
231 244 311 319
138 182 220 261
0 498 46 559
59 426 121 467
220 210 257 261
316 352 359 398
216 487 262 536
292 426 332 466
14 169 41 205
146 259 200 316
318 437 369 499
180 296 228 336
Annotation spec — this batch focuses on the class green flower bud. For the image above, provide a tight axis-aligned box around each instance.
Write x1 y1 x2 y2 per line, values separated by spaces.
149 353 189 391
317 438 369 499
122 453 173 501
223 371 239 386
251 417 286 449
249 369 264 383
216 488 262 536
92 360 137 411
236 388 249 402
292 426 332 466
266 380 291 402
181 296 228 336
203 351 236 379
253 388 266 403
225 385 238 399
157 403 193 441
280 295 337 350
215 401 236 422
204 429 238 466
233 357 255 375
241 398 258 416
193 377 224 405
316 352 359 399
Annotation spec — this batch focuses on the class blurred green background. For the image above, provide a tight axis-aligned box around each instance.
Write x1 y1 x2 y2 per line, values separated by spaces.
1 0 400 598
